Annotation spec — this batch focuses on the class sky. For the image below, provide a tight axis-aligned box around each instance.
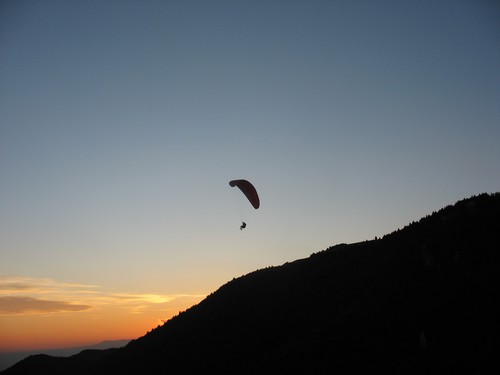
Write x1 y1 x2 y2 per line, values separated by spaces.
1 0 499 352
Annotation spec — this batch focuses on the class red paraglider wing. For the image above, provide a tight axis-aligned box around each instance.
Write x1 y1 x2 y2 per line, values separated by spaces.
229 179 260 209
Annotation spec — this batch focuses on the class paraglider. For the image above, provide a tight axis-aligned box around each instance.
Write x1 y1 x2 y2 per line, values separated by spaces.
229 179 259 230
229 179 260 209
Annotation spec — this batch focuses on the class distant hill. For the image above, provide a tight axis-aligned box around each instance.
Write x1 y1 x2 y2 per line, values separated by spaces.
0 340 130 373
4 193 499 374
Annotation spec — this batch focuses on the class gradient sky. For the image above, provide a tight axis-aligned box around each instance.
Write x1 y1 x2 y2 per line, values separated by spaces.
1 0 499 351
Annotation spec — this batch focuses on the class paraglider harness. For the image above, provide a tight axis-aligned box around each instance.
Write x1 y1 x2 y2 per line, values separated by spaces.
240 222 247 230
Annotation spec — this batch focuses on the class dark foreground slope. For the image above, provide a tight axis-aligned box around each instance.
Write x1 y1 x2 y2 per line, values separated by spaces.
4 193 500 374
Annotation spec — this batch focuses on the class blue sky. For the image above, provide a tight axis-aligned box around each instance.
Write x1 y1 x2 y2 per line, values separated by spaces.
1 0 499 349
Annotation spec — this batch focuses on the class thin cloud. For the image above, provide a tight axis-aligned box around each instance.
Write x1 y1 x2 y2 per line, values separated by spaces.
0 275 100 295
0 275 207 316
0 296 93 315
0 282 33 291
110 293 206 304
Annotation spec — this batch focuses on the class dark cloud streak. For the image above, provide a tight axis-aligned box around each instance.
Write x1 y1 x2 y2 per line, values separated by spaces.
0 296 93 315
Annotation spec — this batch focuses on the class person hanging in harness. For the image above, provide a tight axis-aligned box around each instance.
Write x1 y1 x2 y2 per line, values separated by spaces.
240 221 247 230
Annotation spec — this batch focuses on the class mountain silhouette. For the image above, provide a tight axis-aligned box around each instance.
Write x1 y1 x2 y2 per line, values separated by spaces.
3 193 499 374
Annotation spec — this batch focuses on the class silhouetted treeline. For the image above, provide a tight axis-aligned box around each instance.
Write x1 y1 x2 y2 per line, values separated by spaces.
4 193 500 374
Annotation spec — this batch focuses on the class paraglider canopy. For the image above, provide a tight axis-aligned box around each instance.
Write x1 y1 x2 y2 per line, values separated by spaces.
229 179 260 209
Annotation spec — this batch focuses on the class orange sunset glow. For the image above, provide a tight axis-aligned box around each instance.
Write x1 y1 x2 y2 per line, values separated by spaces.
0 275 206 351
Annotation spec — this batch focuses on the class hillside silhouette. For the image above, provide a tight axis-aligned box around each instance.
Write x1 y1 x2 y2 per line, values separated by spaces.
4 193 499 374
